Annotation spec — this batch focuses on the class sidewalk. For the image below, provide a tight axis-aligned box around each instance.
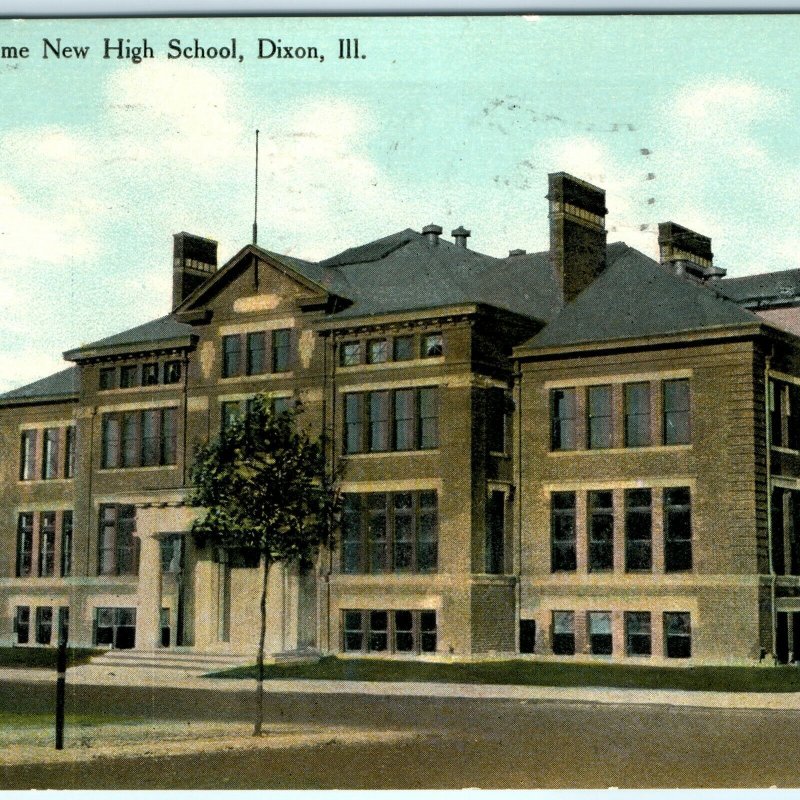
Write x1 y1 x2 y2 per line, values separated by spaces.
3 664 800 711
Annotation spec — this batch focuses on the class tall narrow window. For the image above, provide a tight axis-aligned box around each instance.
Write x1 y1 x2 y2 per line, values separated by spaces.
394 389 414 451
222 335 242 377
588 611 613 655
221 401 241 433
41 428 59 479
343 610 364 651
141 409 159 466
16 513 33 577
64 425 75 479
551 492 577 572
790 385 800 451
418 491 438 573
36 607 53 645
394 610 414 652
587 385 613 449
369 391 390 452
14 606 30 645
39 511 56 577
61 511 73 577
625 382 651 447
625 488 652 571
369 611 389 652
487 388 509 454
770 380 783 447
272 328 291 372
101 416 120 469
246 331 266 375
663 379 690 445
486 490 505 574
625 611 652 656
367 494 389 573
418 387 438 449
344 393 364 454
664 612 692 658
551 388 577 451
393 493 414 571
552 611 575 655
161 408 178 466
341 495 362 574
588 490 614 571
121 411 138 468
20 430 37 480
664 487 692 572
99 504 138 576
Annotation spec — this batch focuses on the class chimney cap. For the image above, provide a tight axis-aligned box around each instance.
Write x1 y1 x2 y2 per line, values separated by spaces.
509 249 527 257
451 226 471 237
422 224 443 236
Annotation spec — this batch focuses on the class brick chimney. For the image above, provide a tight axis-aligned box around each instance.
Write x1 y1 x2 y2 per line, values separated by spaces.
548 172 608 304
658 221 726 282
172 232 218 310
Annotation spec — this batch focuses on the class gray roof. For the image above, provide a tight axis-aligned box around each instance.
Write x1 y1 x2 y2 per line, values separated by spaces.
64 315 194 359
0 366 78 403
522 245 761 351
719 268 800 307
320 230 562 322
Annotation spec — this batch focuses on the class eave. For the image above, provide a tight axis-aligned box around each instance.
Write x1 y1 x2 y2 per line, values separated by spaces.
64 334 197 364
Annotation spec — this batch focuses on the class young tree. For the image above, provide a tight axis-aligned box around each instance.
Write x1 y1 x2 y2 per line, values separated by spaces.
188 394 339 736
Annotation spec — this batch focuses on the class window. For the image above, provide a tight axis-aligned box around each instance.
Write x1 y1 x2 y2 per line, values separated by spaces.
64 426 75 479
41 428 59 480
120 364 139 388
14 606 30 645
221 401 241 433
625 488 652 571
16 513 33 577
61 511 73 577
340 491 438 574
340 341 361 366
393 336 414 361
551 492 577 572
99 367 116 391
98 504 138 576
663 379 690 445
222 335 242 377
520 620 537 654
95 607 136 649
588 611 613 655
664 612 691 658
142 363 159 386
36 606 53 645
486 490 505 574
588 385 613 449
368 339 389 364
160 534 183 573
551 388 577 451
588 490 614 571
487 388 510 454
625 611 651 656
771 380 783 447
164 360 182 385
39 511 56 577
102 408 178 468
343 609 436 654
19 430 37 480
344 388 438 454
790 385 800 451
624 382 651 447
272 396 291 416
421 333 443 358
246 332 266 375
552 611 575 655
58 607 69 646
664 487 692 572
369 391 390 452
272 329 291 372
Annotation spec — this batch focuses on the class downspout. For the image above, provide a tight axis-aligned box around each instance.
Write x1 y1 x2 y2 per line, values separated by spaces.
765 350 777 662
513 365 523 653
181 350 190 487
84 405 97 577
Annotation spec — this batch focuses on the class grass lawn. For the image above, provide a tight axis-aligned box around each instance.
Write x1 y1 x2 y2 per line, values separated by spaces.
0 647 99 670
209 655 800 693
0 710 127 728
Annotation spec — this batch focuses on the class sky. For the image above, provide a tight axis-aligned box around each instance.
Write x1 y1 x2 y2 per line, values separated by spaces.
2 14 800 391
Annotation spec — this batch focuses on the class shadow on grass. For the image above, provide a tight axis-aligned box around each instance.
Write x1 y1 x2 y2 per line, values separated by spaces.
207 655 800 693
0 647 100 670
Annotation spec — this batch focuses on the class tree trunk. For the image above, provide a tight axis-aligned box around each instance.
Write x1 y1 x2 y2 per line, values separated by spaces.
254 555 270 736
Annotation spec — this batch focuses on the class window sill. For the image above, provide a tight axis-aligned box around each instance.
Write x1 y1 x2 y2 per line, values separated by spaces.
489 451 510 459
338 356 444 373
772 446 800 455
219 371 295 382
99 383 179 394
343 449 439 459
549 444 692 456
99 465 179 473
17 478 74 485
